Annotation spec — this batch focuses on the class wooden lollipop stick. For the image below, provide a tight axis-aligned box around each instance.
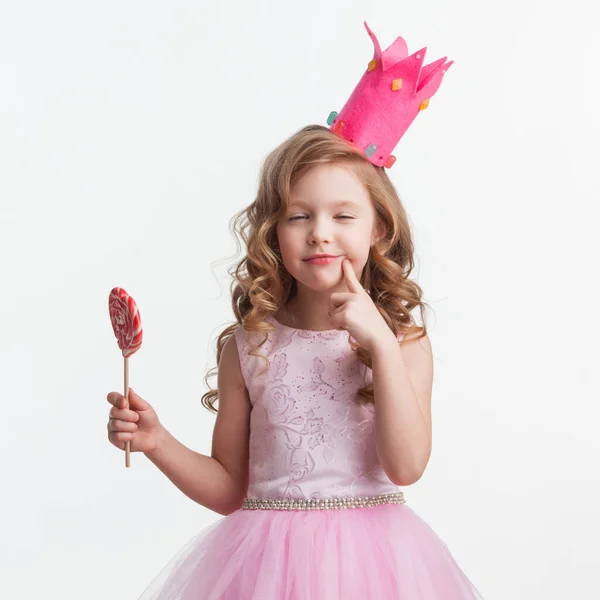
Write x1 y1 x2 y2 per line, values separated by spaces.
124 356 131 467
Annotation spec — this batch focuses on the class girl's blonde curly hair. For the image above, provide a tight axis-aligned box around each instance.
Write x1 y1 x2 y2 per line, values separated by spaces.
201 124 430 414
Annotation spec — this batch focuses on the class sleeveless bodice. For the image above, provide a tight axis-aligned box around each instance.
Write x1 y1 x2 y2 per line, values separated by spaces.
234 316 403 501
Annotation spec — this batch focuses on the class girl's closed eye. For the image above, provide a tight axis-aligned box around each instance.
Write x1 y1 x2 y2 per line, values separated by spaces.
288 215 355 221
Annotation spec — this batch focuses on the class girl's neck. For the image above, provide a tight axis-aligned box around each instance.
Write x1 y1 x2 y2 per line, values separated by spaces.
275 294 336 332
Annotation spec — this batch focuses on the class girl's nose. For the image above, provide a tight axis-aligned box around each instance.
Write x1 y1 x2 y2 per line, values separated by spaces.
308 218 332 244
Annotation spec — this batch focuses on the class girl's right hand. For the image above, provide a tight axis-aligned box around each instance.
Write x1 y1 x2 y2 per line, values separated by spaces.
106 388 163 454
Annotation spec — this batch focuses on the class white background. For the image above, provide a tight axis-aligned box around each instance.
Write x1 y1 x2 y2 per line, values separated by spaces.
1 1 599 598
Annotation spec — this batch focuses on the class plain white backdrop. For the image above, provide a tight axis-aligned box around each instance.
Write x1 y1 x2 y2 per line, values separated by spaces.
1 1 598 598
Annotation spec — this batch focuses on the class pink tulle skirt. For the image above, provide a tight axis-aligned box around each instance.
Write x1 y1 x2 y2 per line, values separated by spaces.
138 503 485 599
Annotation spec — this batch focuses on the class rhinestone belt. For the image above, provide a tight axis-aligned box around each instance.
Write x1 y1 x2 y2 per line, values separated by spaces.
241 491 405 511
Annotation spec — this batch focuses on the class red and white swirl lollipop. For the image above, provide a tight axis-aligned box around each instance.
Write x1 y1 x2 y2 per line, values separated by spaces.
108 287 143 467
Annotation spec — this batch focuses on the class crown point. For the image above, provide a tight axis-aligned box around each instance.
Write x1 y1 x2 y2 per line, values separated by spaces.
419 99 430 111
367 58 378 72
391 78 403 91
384 155 397 168
364 144 377 158
327 111 339 126
332 119 346 136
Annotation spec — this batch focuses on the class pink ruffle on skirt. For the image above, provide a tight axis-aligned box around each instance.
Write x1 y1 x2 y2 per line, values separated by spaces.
137 503 484 599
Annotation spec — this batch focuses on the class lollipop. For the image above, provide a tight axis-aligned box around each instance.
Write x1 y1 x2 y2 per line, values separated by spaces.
108 287 143 467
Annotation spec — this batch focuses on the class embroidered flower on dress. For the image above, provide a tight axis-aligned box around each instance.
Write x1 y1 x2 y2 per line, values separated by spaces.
264 383 295 424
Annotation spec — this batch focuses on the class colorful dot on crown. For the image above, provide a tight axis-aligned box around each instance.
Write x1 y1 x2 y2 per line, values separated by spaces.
367 58 377 71
384 155 396 168
327 111 338 126
420 99 430 111
364 144 377 158
391 79 403 91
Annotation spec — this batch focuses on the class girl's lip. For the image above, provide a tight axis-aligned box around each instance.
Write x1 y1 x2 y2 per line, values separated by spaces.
304 255 341 265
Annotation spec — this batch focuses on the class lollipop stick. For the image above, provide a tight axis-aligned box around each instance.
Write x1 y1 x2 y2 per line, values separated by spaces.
124 356 131 468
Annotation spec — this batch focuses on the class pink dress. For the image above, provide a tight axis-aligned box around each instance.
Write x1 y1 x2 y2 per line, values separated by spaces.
138 316 485 599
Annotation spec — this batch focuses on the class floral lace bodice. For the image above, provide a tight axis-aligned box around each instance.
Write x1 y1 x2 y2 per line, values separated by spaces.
234 315 404 500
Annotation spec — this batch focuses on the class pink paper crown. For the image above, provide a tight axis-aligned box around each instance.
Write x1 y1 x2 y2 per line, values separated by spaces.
327 22 453 169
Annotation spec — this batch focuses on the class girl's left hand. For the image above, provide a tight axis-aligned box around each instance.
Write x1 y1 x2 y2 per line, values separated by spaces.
329 259 397 352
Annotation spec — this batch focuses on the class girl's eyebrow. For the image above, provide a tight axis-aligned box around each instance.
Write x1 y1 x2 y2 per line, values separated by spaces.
331 199 361 208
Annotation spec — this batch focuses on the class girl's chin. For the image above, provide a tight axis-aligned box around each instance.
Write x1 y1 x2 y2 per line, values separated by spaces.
296 274 345 293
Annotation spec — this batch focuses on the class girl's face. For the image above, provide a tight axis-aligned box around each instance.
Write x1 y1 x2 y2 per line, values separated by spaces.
276 162 382 293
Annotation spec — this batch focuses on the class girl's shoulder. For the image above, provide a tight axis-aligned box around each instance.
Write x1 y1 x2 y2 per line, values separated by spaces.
221 331 246 380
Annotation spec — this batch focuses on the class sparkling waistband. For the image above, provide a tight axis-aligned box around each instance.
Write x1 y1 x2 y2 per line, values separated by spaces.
241 491 405 511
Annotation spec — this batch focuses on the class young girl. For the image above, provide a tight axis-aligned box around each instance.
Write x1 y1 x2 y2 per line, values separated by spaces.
106 24 485 599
